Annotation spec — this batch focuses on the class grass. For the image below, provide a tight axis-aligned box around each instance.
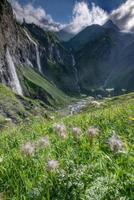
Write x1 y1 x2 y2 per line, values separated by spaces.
0 84 26 121
0 83 49 123
22 66 71 107
0 93 134 199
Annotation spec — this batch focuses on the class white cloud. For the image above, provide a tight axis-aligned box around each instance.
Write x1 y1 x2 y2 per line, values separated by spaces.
9 0 134 35
65 2 109 34
110 0 134 32
9 0 63 32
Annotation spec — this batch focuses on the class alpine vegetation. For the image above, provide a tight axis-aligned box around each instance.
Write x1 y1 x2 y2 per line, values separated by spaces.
36 136 50 149
87 127 99 145
107 133 125 153
53 123 67 139
72 127 81 139
21 142 35 156
47 160 59 171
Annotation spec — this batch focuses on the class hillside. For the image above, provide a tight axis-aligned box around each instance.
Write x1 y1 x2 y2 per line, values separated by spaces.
0 93 134 199
65 21 134 94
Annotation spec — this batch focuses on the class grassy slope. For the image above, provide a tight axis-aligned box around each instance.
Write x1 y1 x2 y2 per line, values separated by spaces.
0 93 134 199
0 84 25 121
0 83 49 123
22 66 71 106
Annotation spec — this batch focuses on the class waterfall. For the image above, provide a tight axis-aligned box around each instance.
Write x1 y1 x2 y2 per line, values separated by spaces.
72 54 76 66
24 30 42 73
71 54 81 93
103 69 114 87
6 48 23 96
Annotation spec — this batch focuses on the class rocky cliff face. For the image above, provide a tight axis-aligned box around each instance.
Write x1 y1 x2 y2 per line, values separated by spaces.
0 0 79 105
67 21 134 94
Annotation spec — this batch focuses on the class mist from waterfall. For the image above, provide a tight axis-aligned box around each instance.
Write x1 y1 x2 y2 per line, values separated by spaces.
6 48 23 96
24 30 42 73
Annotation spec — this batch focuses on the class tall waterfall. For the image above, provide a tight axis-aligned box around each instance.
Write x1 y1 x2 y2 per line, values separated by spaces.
72 54 81 93
72 54 76 66
6 48 23 96
24 30 42 73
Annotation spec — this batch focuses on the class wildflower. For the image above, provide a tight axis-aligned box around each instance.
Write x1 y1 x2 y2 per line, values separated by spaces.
72 127 81 139
53 123 67 139
107 134 124 153
88 127 99 138
87 127 99 145
47 160 59 171
129 117 134 121
36 136 50 149
21 142 35 156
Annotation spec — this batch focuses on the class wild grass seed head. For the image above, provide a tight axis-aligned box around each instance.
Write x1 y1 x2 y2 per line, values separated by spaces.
107 133 124 153
47 160 59 171
21 142 35 156
36 136 50 149
53 123 67 139
72 127 81 139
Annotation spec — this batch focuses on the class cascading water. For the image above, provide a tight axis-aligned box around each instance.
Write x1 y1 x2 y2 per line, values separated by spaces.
72 54 81 93
24 30 42 73
6 48 23 96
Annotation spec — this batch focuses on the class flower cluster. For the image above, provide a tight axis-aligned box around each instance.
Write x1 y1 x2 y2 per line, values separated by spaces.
21 136 50 156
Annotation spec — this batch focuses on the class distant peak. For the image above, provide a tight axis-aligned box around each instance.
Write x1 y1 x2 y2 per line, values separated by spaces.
103 20 119 31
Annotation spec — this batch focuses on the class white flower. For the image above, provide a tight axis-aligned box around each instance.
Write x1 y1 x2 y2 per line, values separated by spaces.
21 142 35 156
87 127 99 138
107 134 124 153
36 136 50 149
72 127 81 139
53 123 67 139
47 160 59 171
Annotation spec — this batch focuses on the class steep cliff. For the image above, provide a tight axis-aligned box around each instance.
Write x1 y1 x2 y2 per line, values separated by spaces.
0 0 78 112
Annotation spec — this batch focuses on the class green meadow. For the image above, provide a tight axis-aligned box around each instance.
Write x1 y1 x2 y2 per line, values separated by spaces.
0 93 134 200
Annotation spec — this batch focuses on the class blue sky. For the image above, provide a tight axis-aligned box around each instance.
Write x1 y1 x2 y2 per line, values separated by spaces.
11 0 133 34
17 0 127 23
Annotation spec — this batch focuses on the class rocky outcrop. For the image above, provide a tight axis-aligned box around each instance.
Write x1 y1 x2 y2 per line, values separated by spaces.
0 0 79 102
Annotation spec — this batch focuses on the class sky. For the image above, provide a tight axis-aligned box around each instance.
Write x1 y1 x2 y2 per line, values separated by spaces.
15 0 127 23
9 0 134 34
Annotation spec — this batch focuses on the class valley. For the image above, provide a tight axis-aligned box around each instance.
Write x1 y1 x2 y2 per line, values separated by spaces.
0 0 134 199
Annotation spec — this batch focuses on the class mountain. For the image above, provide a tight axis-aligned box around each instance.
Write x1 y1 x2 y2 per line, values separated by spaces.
65 20 134 94
57 29 75 41
0 0 134 116
0 0 79 107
